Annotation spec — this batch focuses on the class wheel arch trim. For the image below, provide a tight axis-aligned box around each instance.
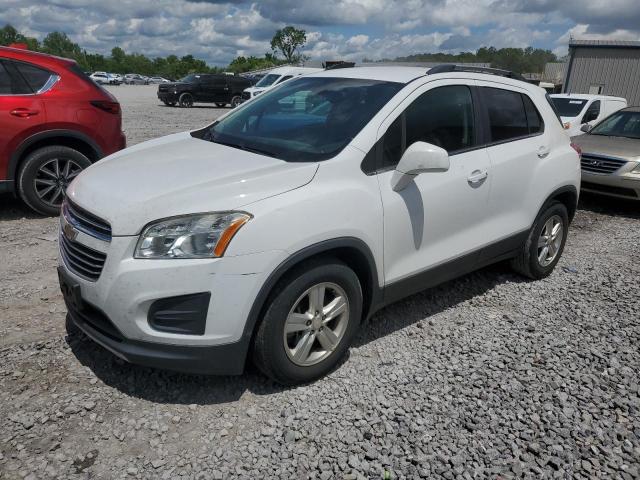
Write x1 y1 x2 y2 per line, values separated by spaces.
241 237 381 347
8 129 103 181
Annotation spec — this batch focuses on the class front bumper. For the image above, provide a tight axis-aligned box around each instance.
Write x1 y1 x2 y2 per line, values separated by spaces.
57 225 286 374
62 269 248 375
157 91 179 102
581 170 640 200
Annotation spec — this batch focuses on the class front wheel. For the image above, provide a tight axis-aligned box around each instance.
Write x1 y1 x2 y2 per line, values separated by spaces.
17 146 91 216
179 92 194 108
511 201 569 279
230 95 242 108
252 259 362 385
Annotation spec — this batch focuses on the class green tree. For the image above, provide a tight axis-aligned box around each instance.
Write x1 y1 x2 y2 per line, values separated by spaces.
270 26 306 63
0 24 39 50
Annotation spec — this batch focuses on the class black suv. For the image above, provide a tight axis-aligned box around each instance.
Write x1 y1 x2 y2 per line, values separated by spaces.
157 73 251 108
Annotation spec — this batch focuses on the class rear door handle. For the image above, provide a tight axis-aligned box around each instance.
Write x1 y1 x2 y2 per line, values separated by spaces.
467 169 488 186
537 145 550 158
10 108 40 118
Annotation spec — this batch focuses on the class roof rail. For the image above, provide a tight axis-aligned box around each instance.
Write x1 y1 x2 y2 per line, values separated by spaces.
324 61 356 70
427 64 526 81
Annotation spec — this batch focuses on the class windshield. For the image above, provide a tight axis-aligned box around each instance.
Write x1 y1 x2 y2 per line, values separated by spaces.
255 74 280 88
590 111 640 139
551 97 588 117
205 76 402 162
179 74 199 83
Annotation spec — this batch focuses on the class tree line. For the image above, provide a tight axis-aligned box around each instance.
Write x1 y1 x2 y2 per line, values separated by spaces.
2 23 560 79
373 46 561 74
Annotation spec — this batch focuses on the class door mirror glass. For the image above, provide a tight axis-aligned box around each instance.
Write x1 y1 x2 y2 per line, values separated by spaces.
580 123 593 133
390 141 449 191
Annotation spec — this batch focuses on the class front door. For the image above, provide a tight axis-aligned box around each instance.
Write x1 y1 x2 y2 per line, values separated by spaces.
375 81 492 295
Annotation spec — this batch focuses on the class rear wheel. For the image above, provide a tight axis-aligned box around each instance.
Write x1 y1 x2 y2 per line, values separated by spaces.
179 92 194 108
511 201 568 279
17 146 91 216
230 95 242 108
252 259 362 385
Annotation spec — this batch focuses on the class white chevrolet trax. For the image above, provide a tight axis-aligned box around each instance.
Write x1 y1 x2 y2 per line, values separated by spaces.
58 65 581 385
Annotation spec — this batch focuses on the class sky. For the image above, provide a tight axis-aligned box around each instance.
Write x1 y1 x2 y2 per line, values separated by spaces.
1 0 640 66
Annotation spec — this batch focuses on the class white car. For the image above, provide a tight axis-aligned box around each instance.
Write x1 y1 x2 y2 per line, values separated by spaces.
89 71 110 85
58 65 580 385
242 66 322 101
550 94 627 136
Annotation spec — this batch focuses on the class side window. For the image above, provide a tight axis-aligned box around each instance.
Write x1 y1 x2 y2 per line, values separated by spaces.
0 61 31 94
522 95 544 134
14 62 51 92
483 87 529 142
582 100 600 123
0 62 12 94
381 115 403 169
381 85 475 169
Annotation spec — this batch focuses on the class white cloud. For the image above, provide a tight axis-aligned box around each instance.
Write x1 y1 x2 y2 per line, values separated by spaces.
1 0 639 66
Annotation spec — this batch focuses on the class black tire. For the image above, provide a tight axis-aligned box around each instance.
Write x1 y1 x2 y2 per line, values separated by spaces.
230 95 242 108
511 201 569 279
17 146 91 216
179 92 194 108
215 102 227 108
252 259 362 385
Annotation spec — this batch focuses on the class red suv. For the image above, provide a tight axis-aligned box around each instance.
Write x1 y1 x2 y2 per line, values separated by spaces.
0 46 125 215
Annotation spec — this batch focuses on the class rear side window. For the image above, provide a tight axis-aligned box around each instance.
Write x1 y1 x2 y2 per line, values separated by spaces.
483 87 529 142
0 61 32 94
523 95 544 134
14 62 54 92
0 62 12 94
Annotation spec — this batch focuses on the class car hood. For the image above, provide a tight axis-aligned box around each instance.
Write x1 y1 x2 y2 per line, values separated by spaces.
571 134 640 161
245 86 267 94
67 132 318 236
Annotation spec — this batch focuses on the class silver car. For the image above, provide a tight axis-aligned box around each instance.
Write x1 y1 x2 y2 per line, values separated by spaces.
572 107 640 200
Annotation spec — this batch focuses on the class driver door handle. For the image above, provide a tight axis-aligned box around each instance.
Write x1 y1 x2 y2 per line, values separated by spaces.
467 169 488 186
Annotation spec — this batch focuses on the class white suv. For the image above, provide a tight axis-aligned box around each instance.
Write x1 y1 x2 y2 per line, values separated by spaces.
58 65 580 385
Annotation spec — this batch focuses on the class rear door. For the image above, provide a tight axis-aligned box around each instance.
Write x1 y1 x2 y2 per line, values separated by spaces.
0 59 46 179
475 81 548 242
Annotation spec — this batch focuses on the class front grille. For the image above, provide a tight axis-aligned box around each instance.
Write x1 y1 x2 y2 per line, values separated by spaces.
60 234 107 281
581 154 627 174
582 181 638 198
241 91 251 100
64 201 111 241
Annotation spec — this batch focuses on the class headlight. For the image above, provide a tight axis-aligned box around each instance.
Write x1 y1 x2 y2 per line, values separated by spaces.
135 212 251 259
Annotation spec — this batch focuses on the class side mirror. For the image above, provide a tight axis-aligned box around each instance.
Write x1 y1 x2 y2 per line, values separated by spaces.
390 141 449 192
580 123 592 133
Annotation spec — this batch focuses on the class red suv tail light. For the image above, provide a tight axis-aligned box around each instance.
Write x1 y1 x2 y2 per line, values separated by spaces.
570 142 582 157
90 100 120 115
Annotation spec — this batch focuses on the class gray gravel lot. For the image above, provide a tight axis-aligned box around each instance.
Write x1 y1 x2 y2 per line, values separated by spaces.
1 84 639 479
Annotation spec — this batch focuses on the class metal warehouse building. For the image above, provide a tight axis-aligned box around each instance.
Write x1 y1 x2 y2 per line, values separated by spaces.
563 39 640 105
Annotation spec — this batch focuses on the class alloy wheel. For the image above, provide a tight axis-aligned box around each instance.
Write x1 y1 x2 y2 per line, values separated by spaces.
283 282 350 367
33 158 83 208
537 214 564 267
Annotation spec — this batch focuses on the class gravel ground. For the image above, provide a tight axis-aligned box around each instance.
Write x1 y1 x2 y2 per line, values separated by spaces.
1 85 639 480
